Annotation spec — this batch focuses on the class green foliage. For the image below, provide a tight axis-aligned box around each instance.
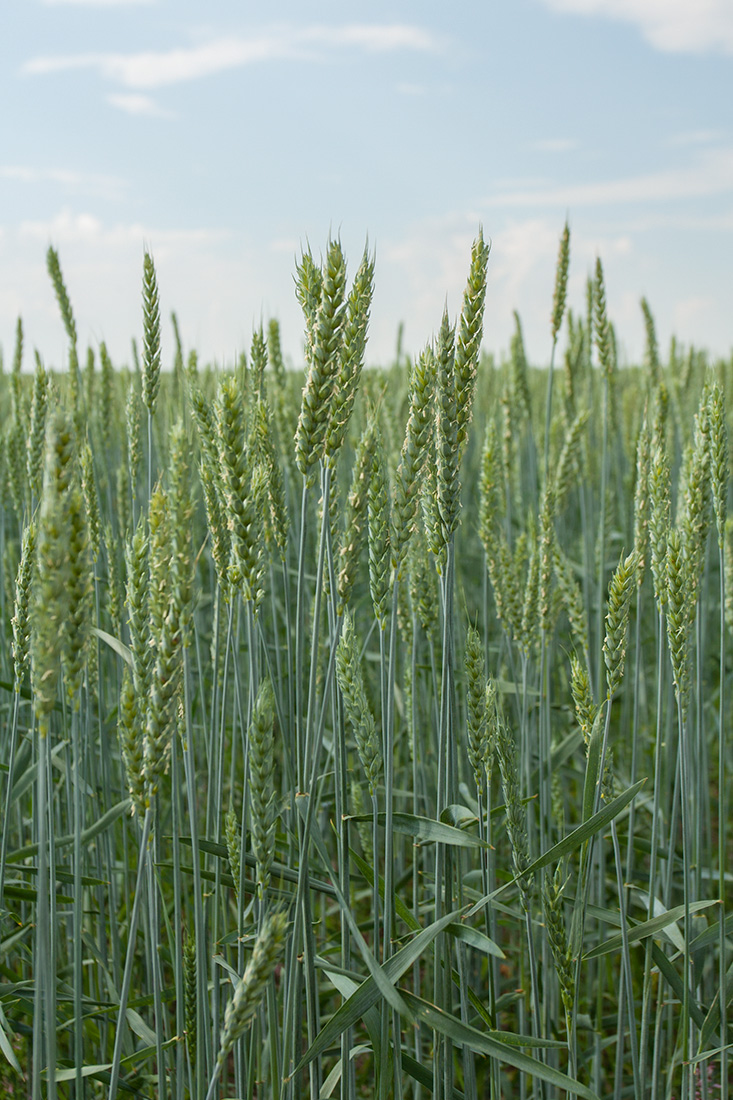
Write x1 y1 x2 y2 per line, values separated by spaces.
0 233 729 1100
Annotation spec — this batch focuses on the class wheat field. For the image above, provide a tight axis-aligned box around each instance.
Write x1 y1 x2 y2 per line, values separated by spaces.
0 229 730 1100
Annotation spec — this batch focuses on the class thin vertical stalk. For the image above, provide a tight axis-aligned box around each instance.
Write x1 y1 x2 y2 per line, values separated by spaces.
108 806 153 1100
718 542 728 1100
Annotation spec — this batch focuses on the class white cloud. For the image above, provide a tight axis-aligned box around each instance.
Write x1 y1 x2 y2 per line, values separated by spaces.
107 92 172 117
532 138 578 153
665 130 721 148
17 207 226 250
42 0 153 6
673 294 716 330
539 0 733 55
0 164 125 199
24 24 438 90
396 82 428 96
483 147 733 208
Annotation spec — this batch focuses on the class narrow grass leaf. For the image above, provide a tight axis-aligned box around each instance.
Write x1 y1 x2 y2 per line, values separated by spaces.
584 899 719 960
399 990 600 1099
294 906 463 1072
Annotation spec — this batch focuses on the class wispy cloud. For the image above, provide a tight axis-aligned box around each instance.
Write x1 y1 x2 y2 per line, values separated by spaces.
483 147 733 208
42 0 154 6
531 138 578 153
0 164 125 199
17 207 226 247
539 0 733 55
107 92 172 117
665 130 722 148
24 24 438 90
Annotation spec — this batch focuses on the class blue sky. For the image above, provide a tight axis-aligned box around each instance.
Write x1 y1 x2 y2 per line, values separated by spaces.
2 0 732 371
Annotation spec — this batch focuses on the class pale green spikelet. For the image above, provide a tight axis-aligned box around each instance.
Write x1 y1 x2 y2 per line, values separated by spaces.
118 665 146 818
144 487 184 798
225 807 242 903
551 222 571 343
604 549 639 698
651 380 668 452
116 461 132 538
510 312 532 423
10 316 23 419
131 336 141 377
554 546 589 659
421 436 443 567
98 341 114 465
248 678 278 899
633 414 651 585
183 928 197 1070
496 715 533 910
486 527 522 644
506 533 528 640
407 523 439 641
213 912 288 1074
188 382 219 468
680 401 712 613
11 521 36 692
168 420 196 642
324 245 375 467
392 346 435 574
538 485 554 632
171 310 184 381
294 248 323 364
189 382 231 589
649 442 671 612
104 522 126 635
46 247 80 416
84 346 95 413
666 527 692 714
725 518 733 634
125 382 142 496
594 258 613 380
570 653 596 745
80 442 102 562
640 297 660 387
5 419 29 521
484 679 498 786
562 310 583 421
295 240 347 483
144 608 182 799
337 419 377 613
465 625 489 794
125 514 151 701
367 431 391 630
543 866 575 1032
250 326 268 399
336 610 382 796
147 484 170 640
31 411 76 737
708 381 728 546
435 308 459 565
553 408 589 513
141 251 161 417
478 419 501 557
63 477 92 705
27 354 49 502
267 317 287 387
200 455 231 595
253 398 289 561
46 247 77 351
217 376 264 605
519 535 539 655
454 228 490 456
